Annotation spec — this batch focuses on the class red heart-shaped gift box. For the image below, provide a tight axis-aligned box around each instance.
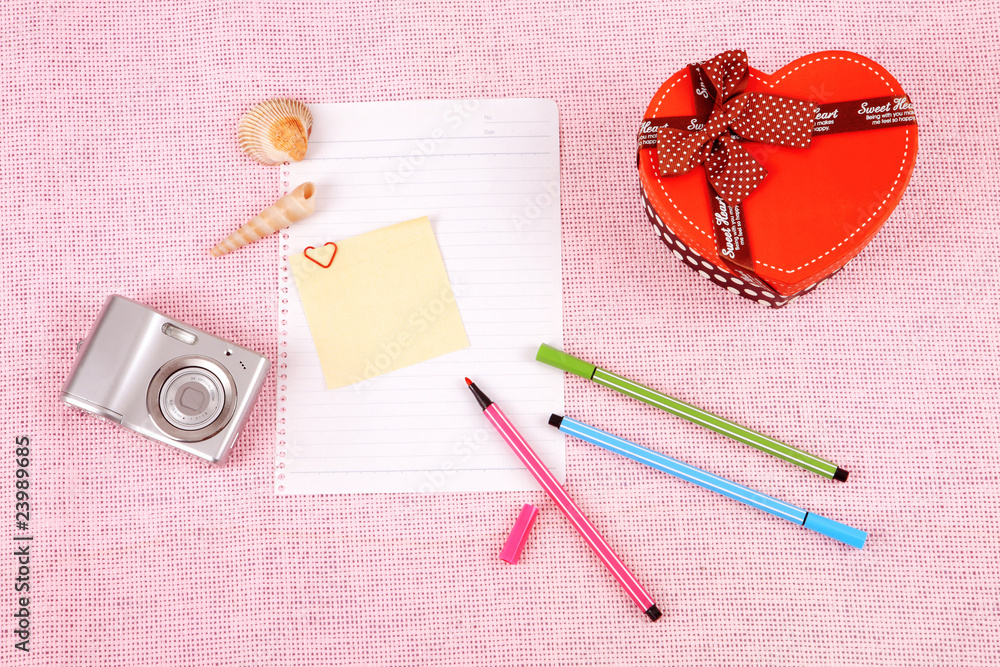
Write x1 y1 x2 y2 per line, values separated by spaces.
637 51 918 307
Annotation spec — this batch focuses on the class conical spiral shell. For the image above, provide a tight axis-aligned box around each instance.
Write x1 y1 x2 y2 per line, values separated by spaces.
237 99 313 165
211 182 317 257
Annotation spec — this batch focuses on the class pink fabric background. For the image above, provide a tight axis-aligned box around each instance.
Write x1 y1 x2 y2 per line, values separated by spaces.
2 1 998 664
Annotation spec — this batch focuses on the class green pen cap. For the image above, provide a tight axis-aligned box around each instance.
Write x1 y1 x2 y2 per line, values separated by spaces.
536 344 597 380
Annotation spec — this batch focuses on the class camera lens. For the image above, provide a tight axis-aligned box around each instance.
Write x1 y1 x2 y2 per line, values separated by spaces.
147 355 238 444
158 368 225 430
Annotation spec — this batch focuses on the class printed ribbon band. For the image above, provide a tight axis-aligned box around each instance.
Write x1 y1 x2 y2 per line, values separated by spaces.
656 50 817 206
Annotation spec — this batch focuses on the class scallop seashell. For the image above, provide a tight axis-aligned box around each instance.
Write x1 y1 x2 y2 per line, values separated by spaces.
237 99 313 165
211 182 317 257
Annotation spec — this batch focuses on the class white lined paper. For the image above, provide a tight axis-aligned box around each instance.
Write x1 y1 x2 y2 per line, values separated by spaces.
277 99 564 494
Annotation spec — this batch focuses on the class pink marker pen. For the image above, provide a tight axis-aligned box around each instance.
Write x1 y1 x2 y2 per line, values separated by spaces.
465 378 661 621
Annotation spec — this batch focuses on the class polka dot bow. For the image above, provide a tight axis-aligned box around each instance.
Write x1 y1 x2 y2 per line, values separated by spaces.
657 50 818 205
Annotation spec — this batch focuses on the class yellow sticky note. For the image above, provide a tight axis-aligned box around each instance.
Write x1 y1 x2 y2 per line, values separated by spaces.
289 217 469 389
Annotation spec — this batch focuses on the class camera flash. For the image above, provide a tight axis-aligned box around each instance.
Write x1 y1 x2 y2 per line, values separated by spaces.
161 323 198 345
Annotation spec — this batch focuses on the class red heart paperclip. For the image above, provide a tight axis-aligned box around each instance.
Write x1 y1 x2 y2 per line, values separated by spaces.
304 242 337 268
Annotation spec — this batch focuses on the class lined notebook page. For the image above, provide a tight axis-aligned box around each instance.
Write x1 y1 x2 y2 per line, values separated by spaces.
277 99 564 494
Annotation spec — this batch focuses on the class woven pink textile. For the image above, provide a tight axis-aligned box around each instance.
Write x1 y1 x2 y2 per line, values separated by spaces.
2 1 998 665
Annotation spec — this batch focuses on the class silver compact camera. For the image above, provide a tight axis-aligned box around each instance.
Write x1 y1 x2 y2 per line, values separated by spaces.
60 295 270 463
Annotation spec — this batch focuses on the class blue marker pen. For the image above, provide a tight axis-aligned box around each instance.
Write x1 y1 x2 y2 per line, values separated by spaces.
549 415 867 549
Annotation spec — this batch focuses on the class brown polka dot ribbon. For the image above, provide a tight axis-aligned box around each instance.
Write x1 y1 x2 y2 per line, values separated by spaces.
657 50 818 206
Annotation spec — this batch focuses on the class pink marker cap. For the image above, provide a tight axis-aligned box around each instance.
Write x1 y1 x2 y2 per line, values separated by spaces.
500 504 539 564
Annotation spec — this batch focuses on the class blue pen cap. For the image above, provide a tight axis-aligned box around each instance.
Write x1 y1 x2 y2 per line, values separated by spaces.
803 513 867 549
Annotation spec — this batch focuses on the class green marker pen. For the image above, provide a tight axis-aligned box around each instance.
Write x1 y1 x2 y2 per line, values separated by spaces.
536 344 849 482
